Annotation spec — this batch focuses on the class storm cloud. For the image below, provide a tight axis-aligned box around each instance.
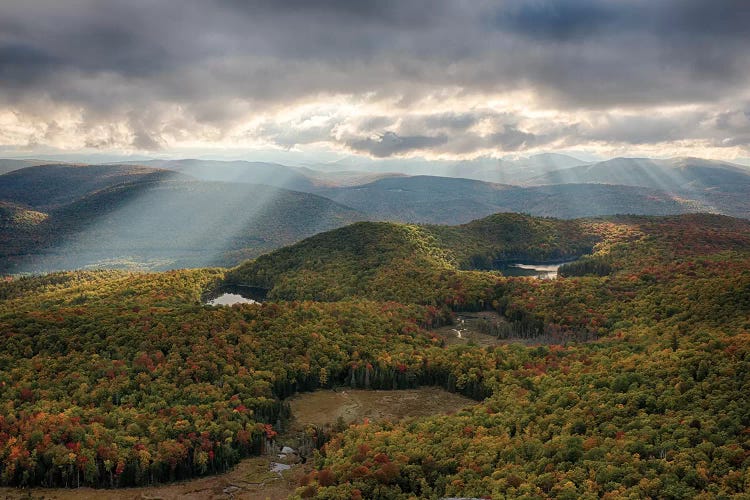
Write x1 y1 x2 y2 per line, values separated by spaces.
0 0 749 158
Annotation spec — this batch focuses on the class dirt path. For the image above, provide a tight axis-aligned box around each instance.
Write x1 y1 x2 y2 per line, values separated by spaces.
0 457 308 500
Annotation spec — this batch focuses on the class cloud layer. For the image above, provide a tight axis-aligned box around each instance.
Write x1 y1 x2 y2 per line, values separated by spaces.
1 0 749 159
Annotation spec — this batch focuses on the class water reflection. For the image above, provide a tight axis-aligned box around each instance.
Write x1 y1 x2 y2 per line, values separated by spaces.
501 261 575 279
203 285 267 306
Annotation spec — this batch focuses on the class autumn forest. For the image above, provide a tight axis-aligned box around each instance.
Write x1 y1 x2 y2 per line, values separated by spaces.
0 212 748 498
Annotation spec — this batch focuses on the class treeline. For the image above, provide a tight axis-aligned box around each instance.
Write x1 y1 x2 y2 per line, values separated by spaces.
558 255 614 277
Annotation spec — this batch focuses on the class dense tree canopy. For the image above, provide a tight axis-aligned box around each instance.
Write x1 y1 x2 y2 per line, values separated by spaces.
1 213 749 498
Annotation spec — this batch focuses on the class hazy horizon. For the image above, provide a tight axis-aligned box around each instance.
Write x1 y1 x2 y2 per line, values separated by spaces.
2 150 750 170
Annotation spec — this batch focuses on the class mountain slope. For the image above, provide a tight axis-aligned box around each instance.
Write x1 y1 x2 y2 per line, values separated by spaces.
0 201 49 257
226 221 458 302
502 183 708 218
133 159 403 191
315 176 707 224
530 157 750 191
1 170 366 273
314 176 515 224
225 213 598 302
528 157 750 218
0 163 188 209
0 159 50 176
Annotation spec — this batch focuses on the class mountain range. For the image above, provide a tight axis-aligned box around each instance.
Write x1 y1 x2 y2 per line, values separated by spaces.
0 164 364 273
1 154 749 273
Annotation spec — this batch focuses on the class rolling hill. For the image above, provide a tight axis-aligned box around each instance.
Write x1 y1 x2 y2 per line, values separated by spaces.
0 163 187 209
132 159 403 191
0 165 366 273
225 213 598 302
528 157 750 218
313 176 708 224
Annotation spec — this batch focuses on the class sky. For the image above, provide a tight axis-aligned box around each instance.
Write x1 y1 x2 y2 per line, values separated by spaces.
1 0 750 163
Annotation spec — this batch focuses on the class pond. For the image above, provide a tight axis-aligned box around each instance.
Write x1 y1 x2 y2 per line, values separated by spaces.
500 260 577 279
203 284 268 306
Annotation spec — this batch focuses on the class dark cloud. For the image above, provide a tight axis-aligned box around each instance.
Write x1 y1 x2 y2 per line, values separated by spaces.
420 113 481 132
2 0 746 107
667 0 750 39
0 0 749 155
489 125 545 151
220 0 444 27
347 132 448 157
0 43 61 84
493 1 626 41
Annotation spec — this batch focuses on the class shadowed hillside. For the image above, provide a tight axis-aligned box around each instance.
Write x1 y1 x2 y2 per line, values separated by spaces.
0 164 188 209
0 165 366 273
314 176 707 224
529 157 750 218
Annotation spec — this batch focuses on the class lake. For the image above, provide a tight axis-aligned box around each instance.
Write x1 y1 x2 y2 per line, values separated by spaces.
500 260 576 279
203 284 268 306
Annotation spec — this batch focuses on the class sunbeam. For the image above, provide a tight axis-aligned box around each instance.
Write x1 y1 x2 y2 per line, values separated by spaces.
15 168 364 273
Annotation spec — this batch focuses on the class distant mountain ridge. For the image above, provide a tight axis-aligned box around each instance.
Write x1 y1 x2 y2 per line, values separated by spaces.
1 155 749 273
527 156 750 219
529 157 750 191
0 164 366 273
314 176 708 224
127 159 405 191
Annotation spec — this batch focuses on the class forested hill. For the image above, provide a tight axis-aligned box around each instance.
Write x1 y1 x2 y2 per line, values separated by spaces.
313 176 704 224
227 212 750 307
0 163 188 210
225 213 599 302
0 164 367 273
